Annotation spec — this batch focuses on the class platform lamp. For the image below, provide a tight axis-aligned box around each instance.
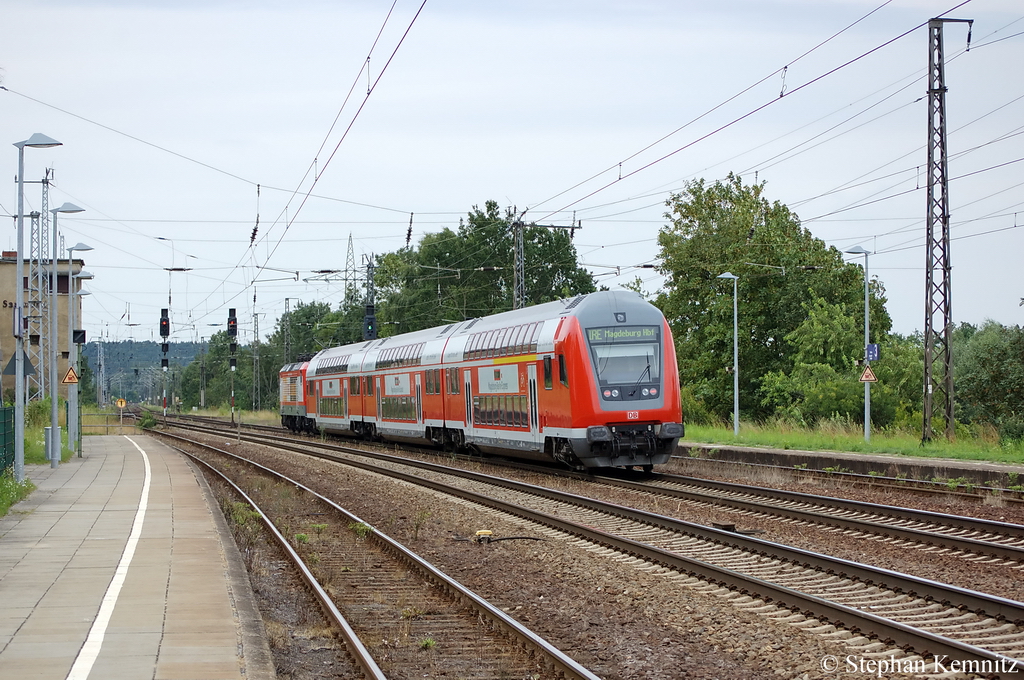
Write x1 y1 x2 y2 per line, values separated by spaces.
49 204 84 468
13 133 63 483
846 245 872 442
717 272 740 437
67 244 93 457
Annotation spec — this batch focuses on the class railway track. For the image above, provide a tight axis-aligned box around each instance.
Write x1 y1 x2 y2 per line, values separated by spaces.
166 412 1024 565
587 471 1024 565
672 452 1024 505
158 419 1024 673
169 433 600 680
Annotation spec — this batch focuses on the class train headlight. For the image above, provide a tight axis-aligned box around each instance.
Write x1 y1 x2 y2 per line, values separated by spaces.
611 389 620 398
587 426 613 442
642 388 650 396
660 422 684 438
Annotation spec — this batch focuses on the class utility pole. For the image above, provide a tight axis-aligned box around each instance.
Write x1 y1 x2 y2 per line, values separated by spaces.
922 17 971 443
363 255 377 340
344 233 357 302
284 298 293 365
228 308 237 423
511 213 581 310
251 290 261 411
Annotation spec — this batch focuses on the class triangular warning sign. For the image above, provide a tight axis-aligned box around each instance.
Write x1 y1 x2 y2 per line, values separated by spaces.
859 365 878 383
62 366 80 384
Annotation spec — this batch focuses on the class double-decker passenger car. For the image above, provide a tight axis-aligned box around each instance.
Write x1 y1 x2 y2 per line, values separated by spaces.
279 290 683 470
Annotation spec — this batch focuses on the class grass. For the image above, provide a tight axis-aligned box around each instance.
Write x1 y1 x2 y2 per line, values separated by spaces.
0 468 35 517
685 420 1024 465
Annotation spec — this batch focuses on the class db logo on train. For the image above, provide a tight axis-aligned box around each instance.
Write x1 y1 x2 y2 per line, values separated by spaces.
627 411 639 420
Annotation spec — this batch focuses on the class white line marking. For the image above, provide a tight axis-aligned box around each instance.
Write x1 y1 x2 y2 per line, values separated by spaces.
66 436 152 680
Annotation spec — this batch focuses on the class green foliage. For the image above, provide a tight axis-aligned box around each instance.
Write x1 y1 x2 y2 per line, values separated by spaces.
954 321 1024 441
139 411 158 429
654 173 890 423
375 201 596 334
0 468 34 518
349 521 374 539
294 533 309 544
685 422 1024 465
785 297 860 370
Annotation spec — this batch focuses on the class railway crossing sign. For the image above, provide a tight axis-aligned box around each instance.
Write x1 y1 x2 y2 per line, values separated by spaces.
859 365 878 383
62 367 79 384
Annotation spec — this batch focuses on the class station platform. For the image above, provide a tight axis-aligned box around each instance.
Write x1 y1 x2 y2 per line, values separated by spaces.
0 435 276 680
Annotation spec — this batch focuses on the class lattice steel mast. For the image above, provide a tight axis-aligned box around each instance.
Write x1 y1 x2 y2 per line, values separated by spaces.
922 17 971 443
26 173 52 400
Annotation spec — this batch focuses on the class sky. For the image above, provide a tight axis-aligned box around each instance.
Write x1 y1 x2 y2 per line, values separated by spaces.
2 0 1023 349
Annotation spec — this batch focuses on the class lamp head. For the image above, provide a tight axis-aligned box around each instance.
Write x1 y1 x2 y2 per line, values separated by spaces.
845 245 870 255
52 202 85 215
74 270 95 280
14 133 62 149
70 242 93 252
717 272 738 280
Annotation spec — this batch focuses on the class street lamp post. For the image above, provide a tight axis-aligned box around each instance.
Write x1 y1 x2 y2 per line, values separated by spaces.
13 134 62 483
49 203 84 468
717 272 740 436
67 243 93 457
846 246 872 442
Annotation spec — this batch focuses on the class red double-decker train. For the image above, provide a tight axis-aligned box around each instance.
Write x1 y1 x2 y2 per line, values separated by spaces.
279 290 683 470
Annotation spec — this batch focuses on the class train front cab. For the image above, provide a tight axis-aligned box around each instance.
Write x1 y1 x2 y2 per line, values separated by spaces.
556 309 683 471
279 362 310 432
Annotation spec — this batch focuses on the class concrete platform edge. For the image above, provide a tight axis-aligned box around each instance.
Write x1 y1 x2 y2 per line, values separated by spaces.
186 455 277 680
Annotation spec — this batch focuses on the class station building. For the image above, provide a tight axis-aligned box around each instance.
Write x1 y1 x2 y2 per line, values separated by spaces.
0 251 89 401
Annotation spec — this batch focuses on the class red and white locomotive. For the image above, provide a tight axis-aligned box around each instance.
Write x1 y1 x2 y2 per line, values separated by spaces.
279 290 683 470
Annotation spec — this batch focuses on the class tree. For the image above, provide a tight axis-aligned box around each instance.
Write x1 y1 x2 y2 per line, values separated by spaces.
375 201 596 334
955 321 1024 439
655 173 891 421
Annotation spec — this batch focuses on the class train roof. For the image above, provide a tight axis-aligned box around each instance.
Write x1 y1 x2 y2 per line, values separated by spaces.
307 289 659 369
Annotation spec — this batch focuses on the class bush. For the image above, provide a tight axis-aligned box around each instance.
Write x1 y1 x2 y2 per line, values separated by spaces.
0 468 35 517
139 411 158 429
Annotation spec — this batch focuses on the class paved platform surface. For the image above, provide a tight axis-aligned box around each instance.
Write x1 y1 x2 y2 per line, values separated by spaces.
0 435 276 680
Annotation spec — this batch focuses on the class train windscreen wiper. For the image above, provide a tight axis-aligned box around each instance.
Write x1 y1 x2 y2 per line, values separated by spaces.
629 360 652 397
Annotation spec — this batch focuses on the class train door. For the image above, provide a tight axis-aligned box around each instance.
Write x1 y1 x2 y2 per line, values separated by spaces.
415 374 423 424
374 377 381 425
527 364 539 436
464 370 474 437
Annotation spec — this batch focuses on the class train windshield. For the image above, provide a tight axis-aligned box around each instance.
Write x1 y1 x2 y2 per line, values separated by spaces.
586 326 661 385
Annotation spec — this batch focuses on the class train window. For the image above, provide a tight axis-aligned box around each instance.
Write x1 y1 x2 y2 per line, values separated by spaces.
450 368 460 395
473 396 481 425
507 325 523 355
467 333 480 360
477 329 489 358
514 324 529 354
425 369 434 395
543 356 553 390
499 395 507 427
529 322 542 353
495 327 511 356
435 368 442 393
558 354 569 387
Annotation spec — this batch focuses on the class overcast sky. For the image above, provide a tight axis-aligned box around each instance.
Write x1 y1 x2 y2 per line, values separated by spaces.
2 0 1022 349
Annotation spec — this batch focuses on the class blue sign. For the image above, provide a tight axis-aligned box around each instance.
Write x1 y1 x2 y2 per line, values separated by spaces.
866 343 880 361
